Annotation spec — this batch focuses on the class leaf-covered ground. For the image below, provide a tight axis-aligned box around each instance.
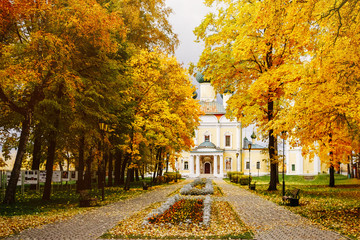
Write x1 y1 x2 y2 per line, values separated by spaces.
241 175 360 240
103 200 253 239
0 180 176 238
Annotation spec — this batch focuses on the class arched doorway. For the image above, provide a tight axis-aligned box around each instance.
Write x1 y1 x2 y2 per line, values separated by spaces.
204 162 211 174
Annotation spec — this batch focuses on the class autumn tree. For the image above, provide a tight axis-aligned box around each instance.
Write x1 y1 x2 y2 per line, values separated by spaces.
0 0 123 204
270 0 360 187
123 49 201 189
194 0 313 190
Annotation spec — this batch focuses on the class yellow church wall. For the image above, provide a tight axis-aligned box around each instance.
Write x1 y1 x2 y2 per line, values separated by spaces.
288 151 298 174
223 152 237 172
197 128 217 144
303 156 314 174
242 150 269 175
220 127 237 149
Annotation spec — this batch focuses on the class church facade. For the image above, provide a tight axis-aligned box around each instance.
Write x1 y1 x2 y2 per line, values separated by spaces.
176 74 327 178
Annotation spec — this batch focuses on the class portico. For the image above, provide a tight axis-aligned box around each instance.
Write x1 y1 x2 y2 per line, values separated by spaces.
189 140 224 178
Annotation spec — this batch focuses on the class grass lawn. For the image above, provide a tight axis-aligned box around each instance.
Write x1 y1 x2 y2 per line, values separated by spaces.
242 174 360 239
0 179 180 238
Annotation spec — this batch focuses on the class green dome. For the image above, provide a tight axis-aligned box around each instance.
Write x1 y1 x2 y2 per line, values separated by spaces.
251 131 256 139
198 140 216 148
196 72 210 83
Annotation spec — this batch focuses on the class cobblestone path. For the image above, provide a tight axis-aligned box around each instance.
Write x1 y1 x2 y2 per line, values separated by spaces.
6 181 188 240
215 179 348 240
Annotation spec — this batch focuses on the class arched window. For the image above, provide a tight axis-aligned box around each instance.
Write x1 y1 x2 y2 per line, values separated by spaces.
226 157 232 171
184 161 189 170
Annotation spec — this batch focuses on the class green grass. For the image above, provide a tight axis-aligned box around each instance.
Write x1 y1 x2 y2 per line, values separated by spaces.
250 173 359 186
232 174 360 239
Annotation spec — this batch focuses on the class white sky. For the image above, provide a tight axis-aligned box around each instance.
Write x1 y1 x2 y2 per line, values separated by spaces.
166 0 212 68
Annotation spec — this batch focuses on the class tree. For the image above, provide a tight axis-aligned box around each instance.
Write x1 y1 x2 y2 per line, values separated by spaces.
269 0 360 187
193 0 311 190
123 49 201 189
0 0 123 204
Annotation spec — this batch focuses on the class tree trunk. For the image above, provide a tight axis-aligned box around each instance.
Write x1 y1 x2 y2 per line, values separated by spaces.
124 166 131 190
114 150 122 186
3 114 32 204
42 85 63 201
30 124 42 190
329 164 335 187
42 129 57 200
120 153 128 185
84 153 92 189
267 101 277 191
129 167 135 182
107 152 113 186
77 134 85 191
135 168 139 182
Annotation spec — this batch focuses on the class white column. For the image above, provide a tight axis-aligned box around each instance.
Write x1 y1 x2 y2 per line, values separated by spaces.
296 149 303 174
217 124 221 147
220 155 224 177
196 155 200 176
190 155 194 176
285 141 290 174
237 124 241 171
214 155 218 177
314 154 320 174
237 124 241 150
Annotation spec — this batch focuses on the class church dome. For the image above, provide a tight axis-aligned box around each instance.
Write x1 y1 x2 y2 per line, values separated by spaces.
198 140 216 149
196 72 210 83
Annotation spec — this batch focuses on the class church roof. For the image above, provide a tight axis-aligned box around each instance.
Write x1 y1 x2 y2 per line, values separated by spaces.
200 101 226 114
191 139 224 153
198 140 217 148
243 137 266 150
196 72 210 83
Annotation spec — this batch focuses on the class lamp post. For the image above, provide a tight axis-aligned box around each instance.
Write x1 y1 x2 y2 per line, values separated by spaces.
282 131 286 197
248 143 252 188
99 122 108 201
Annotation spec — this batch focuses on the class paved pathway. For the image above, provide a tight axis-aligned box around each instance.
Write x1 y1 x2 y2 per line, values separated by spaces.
6 181 188 240
214 179 348 240
6 179 349 240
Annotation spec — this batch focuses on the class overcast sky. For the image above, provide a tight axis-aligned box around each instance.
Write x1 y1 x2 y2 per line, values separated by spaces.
166 0 212 68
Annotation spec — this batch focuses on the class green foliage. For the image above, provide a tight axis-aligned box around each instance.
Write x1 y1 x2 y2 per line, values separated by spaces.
227 171 243 181
231 174 251 185
163 172 182 182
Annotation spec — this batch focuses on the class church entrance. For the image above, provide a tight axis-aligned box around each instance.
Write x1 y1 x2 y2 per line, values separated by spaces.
204 162 211 174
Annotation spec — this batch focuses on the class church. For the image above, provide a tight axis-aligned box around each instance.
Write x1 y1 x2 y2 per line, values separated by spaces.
177 73 327 178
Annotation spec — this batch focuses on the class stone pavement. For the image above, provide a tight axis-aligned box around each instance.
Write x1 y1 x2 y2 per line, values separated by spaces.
5 179 349 240
214 179 348 240
6 180 189 240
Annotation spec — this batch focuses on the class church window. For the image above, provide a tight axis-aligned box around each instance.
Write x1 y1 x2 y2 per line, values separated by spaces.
184 161 189 170
246 162 250 169
225 135 231 147
292 164 296 171
205 135 210 142
226 158 232 171
256 161 261 169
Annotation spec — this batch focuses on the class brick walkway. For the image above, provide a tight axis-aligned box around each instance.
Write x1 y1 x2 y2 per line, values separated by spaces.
6 179 349 240
6 181 188 240
214 179 348 240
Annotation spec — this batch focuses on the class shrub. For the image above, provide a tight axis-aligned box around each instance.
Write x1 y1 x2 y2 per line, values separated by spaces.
164 172 181 182
238 175 252 185
228 171 244 181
